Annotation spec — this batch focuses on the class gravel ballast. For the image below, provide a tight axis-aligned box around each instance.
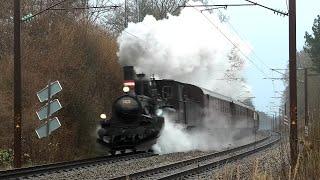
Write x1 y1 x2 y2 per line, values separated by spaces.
25 132 273 179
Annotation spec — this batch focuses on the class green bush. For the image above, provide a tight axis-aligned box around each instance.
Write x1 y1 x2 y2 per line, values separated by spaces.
0 149 13 167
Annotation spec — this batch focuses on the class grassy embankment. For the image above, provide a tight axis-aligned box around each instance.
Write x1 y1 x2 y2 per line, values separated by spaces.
213 115 320 179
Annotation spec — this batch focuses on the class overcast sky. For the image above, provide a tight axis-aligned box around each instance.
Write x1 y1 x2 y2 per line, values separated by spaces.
97 0 320 114
211 0 320 113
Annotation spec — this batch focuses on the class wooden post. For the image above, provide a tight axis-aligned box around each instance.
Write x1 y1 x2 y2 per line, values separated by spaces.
289 0 298 169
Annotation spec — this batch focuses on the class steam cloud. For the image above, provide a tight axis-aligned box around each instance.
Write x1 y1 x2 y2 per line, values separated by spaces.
117 1 252 99
152 112 256 154
117 1 256 153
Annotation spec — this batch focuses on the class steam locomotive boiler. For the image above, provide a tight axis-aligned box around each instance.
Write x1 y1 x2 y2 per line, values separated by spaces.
97 66 165 154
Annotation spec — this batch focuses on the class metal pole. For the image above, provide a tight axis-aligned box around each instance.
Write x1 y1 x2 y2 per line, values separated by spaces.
304 68 309 137
254 113 256 149
279 108 281 133
276 112 277 132
270 115 274 131
289 0 298 169
45 81 51 162
13 0 22 168
46 81 52 137
137 0 140 22
124 0 128 27
273 114 275 131
135 0 139 22
273 112 277 132
284 102 287 134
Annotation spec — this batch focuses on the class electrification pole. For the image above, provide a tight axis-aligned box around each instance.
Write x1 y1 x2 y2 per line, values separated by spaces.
274 114 275 131
135 0 140 22
271 114 274 131
124 0 128 27
13 0 22 168
279 108 281 132
289 0 298 169
304 68 309 137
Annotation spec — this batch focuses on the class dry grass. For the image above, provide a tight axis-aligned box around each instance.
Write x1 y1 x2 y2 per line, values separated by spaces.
213 120 320 180
211 145 286 180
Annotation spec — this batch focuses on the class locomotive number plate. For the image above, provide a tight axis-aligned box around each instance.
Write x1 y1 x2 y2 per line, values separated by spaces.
122 99 132 104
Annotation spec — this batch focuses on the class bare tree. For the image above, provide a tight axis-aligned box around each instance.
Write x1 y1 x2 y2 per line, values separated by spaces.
224 48 245 81
100 0 187 36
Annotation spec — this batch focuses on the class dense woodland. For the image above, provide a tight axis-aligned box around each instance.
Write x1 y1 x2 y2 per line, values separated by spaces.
0 0 200 168
0 0 124 167
1 1 320 176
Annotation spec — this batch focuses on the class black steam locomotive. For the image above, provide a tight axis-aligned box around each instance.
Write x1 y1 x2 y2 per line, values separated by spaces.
97 66 259 154
97 66 166 154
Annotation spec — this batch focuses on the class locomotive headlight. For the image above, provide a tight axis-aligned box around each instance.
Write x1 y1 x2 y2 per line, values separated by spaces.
100 113 107 119
156 109 163 116
123 86 130 93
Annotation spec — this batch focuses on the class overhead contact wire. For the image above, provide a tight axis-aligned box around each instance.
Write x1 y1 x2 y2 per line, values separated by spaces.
187 3 270 78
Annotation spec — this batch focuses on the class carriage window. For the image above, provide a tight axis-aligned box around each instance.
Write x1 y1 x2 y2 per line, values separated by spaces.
215 99 219 110
162 86 172 98
226 103 229 113
225 103 227 113
222 102 225 112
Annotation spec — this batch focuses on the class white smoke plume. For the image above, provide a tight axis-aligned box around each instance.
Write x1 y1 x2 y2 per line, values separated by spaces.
116 1 256 154
152 112 256 154
117 1 253 99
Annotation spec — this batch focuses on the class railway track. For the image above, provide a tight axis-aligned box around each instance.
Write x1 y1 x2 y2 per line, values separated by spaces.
111 133 280 180
0 151 155 179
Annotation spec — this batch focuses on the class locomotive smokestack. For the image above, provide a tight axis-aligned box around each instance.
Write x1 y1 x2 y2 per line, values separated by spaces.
137 73 146 79
123 66 137 92
123 66 137 80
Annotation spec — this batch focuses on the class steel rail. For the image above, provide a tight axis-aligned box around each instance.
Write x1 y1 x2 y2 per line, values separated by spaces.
159 137 280 179
0 152 155 179
111 135 275 180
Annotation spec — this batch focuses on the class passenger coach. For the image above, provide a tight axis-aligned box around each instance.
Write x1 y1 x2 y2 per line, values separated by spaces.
155 79 259 133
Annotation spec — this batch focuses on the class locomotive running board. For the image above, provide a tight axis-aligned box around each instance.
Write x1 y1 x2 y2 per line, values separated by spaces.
135 138 157 151
96 138 112 149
